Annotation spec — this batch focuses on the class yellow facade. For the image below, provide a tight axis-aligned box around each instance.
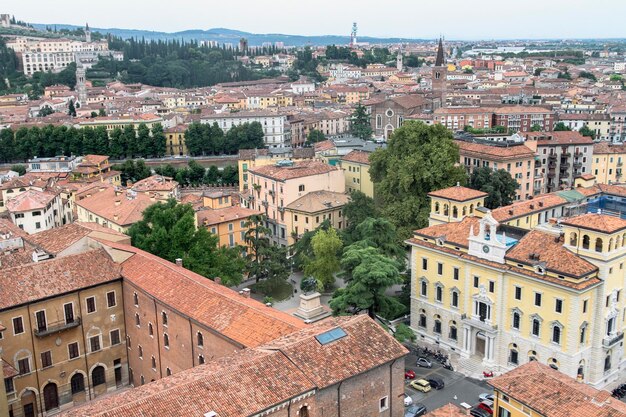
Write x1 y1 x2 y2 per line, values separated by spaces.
409 199 626 387
592 152 625 184
340 158 374 199
428 194 486 225
285 205 346 246
165 129 188 156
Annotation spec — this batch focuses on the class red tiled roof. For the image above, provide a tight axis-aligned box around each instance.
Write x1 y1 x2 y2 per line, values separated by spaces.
529 131 594 146
248 160 339 181
196 206 260 226
341 149 371 164
5 189 57 212
25 222 129 255
560 213 626 234
0 249 121 310
428 185 488 202
76 186 158 226
456 140 535 160
99 240 305 347
489 362 626 417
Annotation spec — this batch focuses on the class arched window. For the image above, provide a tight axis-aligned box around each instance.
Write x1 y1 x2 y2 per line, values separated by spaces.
577 360 585 379
140 375 145 385
582 235 590 249
595 238 603 252
609 238 614 252
419 309 427 328
452 206 458 218
449 321 457 340
469 204 474 214
532 318 541 337
443 204 449 216
71 373 85 394
433 315 442 334
163 333 170 348
133 292 138 306
162 311 168 326
512 312 521 330
607 317 616 336
462 206 467 216
617 235 622 248
623 233 626 247
198 355 205 364
436 285 443 302
197 332 204 347
451 290 459 308
299 406 310 417
434 202 440 213
548 357 559 370
148 323 153 336
509 343 519 365
552 325 562 344
92 365 106 386
580 323 587 345
606 352 613 371
135 313 140 327
569 232 578 246
528 350 537 362
138 345 143 358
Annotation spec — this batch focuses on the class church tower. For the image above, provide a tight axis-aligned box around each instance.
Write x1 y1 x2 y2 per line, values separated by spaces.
85 22 91 43
396 49 403 72
432 37 447 107
76 64 87 105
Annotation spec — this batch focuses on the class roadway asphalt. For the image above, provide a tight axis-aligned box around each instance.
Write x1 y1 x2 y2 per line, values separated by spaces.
404 350 493 414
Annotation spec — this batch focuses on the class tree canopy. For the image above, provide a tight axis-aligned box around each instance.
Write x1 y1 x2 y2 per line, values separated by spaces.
369 121 467 238
184 121 264 156
128 199 245 286
468 167 519 209
303 227 343 290
350 103 373 140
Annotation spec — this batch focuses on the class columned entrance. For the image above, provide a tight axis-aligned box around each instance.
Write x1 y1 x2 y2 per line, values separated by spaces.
475 332 486 358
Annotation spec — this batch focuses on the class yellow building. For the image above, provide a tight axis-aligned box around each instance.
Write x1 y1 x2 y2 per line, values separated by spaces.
427 185 487 225
285 190 350 245
237 148 315 192
340 150 375 198
592 142 626 184
77 114 163 132
164 125 188 156
489 361 626 417
408 184 626 388
196 192 260 249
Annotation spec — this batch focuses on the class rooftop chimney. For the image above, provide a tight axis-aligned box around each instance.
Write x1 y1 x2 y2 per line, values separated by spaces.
241 288 251 298
214 277 222 285
175 258 183 267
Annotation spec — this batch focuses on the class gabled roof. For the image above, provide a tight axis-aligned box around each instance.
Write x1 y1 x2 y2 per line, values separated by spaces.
0 249 121 310
428 185 488 202
561 213 626 234
248 160 339 181
25 222 129 255
5 189 57 212
99 240 305 348
489 362 626 417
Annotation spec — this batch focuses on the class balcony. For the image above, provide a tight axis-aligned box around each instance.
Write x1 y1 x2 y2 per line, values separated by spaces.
278 206 285 212
34 317 81 337
574 151 583 158
618 161 623 167
563 152 571 158
573 162 582 169
548 154 557 160
560 163 569 171
547 172 556 178
603 332 624 348
535 159 542 167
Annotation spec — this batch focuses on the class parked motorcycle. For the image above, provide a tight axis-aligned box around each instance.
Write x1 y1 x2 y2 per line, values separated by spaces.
483 370 494 378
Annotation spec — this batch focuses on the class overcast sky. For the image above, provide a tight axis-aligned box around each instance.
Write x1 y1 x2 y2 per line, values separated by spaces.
7 0 626 40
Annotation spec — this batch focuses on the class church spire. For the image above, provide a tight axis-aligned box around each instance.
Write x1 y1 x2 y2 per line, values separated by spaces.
435 37 444 67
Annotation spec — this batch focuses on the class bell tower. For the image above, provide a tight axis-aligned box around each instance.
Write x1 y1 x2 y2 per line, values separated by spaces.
396 49 403 72
85 22 91 43
468 212 508 263
432 37 447 106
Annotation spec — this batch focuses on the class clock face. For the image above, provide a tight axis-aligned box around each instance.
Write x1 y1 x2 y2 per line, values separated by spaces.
482 245 490 253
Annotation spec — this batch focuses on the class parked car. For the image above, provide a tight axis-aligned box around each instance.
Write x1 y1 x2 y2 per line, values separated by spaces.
409 379 431 393
476 400 494 415
426 377 445 390
405 403 427 417
470 407 491 417
478 393 494 402
403 393 413 407
405 370 416 379
416 357 432 368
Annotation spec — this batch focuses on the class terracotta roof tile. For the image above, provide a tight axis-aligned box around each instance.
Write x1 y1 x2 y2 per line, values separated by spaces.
24 222 129 255
505 230 598 278
131 175 178 193
98 240 305 347
0 249 121 310
286 190 350 213
528 131 594 146
561 213 626 234
491 194 568 222
428 185 488 202
341 149 371 164
248 160 339 181
489 362 626 417
456 140 535 160
424 403 468 417
76 186 158 226
196 206 260 226
5 189 57 212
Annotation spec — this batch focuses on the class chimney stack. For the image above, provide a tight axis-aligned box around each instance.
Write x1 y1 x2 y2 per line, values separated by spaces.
241 288 251 298
175 258 183 267
214 277 222 285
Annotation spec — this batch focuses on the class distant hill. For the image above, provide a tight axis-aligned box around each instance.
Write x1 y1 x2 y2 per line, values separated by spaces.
31 24 428 46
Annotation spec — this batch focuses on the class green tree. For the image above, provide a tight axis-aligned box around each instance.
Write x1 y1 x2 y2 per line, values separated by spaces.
369 121 467 238
136 123 151 158
469 167 519 209
151 124 166 158
554 122 572 131
98 108 107 117
394 323 416 343
610 74 623 82
109 127 126 159
11 164 26 176
0 129 15 163
530 124 542 132
330 245 403 319
291 219 331 269
349 217 405 266
68 99 76 117
303 227 343 290
579 125 595 139
243 214 272 282
90 111 98 118
350 103 373 140
128 199 245 286
342 191 378 241
38 106 54 117
306 129 326 145
579 71 597 81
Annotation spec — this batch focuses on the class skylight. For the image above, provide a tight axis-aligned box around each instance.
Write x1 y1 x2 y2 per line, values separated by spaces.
315 327 347 345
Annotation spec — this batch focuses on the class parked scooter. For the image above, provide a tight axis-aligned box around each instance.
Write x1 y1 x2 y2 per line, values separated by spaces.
483 370 494 378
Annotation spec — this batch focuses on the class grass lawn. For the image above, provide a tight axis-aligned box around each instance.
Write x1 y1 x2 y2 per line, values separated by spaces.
250 278 293 302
